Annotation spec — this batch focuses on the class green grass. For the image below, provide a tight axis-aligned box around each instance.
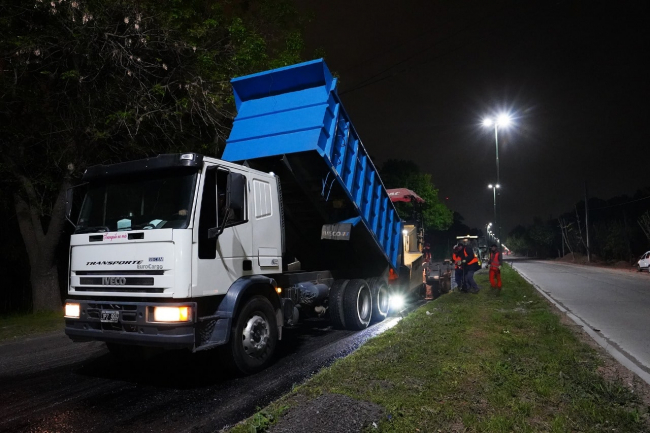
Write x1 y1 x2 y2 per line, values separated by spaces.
231 266 649 432
0 311 64 342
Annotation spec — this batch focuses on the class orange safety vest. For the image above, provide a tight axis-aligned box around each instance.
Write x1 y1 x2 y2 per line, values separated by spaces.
463 247 478 265
489 251 501 269
452 253 462 269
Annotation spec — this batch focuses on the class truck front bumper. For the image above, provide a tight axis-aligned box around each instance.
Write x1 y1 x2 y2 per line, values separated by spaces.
64 299 197 349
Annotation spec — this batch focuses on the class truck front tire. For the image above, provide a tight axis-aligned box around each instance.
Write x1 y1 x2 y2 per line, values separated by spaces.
227 295 278 374
343 279 372 330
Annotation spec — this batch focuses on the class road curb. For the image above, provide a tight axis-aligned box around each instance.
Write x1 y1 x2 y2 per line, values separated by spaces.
509 261 650 387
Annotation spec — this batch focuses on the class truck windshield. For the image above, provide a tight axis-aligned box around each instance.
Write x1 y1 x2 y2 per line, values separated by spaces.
75 171 197 233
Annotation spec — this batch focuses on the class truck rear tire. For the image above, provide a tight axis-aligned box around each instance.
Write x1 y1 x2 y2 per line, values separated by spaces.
227 295 278 375
343 279 372 330
329 279 348 329
367 277 389 323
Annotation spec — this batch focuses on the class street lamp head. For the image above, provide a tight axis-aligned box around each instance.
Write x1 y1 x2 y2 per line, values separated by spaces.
488 184 493 189
482 118 493 127
497 114 511 127
495 184 500 188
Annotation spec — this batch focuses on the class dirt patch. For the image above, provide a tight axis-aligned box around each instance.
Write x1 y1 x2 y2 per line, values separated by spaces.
447 420 466 432
267 393 384 433
557 252 589 263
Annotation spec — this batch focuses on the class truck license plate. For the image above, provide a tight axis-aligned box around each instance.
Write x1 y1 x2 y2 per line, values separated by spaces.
100 310 120 323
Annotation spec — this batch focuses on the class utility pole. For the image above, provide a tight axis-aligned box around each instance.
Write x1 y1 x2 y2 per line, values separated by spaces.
585 182 590 263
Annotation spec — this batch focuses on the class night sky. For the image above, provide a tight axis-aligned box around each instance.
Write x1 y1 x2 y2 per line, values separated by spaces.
299 0 650 236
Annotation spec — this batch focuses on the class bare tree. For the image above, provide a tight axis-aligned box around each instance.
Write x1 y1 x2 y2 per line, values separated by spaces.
575 205 588 255
638 210 650 244
558 218 575 260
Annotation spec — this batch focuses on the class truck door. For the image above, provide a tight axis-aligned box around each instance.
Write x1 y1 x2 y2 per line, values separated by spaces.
250 176 282 274
194 166 252 297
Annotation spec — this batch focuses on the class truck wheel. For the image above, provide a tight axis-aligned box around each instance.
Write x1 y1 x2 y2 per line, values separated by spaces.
227 295 278 374
343 279 372 330
440 274 451 294
329 279 348 329
367 277 389 323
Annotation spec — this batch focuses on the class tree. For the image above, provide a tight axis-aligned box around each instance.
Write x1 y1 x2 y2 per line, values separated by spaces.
0 0 305 311
528 218 555 256
594 220 632 262
506 225 531 256
379 159 452 231
638 210 650 245
505 220 557 258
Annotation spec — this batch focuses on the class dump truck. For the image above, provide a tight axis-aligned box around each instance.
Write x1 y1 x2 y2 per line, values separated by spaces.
63 59 421 373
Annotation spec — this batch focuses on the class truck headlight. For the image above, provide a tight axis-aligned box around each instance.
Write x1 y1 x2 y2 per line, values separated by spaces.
65 303 80 318
152 306 191 322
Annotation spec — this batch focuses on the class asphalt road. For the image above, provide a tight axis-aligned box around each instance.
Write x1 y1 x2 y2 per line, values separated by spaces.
0 312 409 433
511 259 650 376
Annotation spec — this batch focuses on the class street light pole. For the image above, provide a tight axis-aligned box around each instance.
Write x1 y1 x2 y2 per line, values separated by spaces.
494 124 500 186
483 114 510 252
488 184 500 249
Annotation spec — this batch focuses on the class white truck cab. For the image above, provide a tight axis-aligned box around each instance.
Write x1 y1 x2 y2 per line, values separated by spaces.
65 153 285 373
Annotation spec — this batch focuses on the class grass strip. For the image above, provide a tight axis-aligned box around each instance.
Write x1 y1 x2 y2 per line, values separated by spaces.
0 311 64 342
231 266 649 432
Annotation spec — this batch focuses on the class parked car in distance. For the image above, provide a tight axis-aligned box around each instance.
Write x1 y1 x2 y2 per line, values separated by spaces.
637 251 650 272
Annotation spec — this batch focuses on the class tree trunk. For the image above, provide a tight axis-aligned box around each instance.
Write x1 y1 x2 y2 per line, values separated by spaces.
30 264 61 312
12 175 70 312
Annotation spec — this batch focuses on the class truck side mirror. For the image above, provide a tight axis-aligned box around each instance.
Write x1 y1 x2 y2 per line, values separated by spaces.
206 167 221 239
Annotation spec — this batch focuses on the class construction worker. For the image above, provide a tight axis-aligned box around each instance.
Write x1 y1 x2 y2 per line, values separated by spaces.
460 238 480 294
451 244 464 291
488 244 503 291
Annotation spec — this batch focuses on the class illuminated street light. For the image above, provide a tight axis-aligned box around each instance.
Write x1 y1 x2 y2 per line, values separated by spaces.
488 184 501 250
497 114 511 127
482 114 511 185
486 222 493 243
483 113 512 250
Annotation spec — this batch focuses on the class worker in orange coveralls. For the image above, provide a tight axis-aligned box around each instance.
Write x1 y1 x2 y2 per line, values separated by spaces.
488 244 503 291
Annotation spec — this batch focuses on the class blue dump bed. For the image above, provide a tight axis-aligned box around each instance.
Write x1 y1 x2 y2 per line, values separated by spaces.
222 60 401 273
